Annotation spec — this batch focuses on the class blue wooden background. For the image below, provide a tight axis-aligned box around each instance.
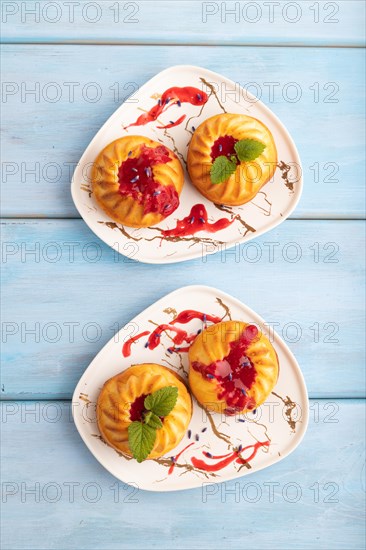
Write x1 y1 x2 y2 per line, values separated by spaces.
1 1 365 549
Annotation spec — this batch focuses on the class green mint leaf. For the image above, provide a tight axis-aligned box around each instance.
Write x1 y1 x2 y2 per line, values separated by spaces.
128 421 156 463
210 156 237 184
234 139 266 162
143 411 153 424
144 386 178 417
144 412 163 430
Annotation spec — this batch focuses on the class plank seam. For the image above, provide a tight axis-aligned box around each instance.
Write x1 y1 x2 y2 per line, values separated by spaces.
1 41 365 48
1 217 365 222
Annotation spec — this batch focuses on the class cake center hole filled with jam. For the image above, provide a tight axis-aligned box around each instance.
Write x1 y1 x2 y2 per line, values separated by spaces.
210 135 238 162
118 145 179 216
192 325 259 414
129 393 149 421
129 393 165 423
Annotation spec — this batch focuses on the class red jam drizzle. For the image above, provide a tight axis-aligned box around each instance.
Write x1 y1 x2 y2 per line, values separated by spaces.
171 310 221 325
129 393 148 421
168 442 195 475
122 331 150 358
118 144 179 216
161 204 236 238
121 308 220 358
168 346 191 353
147 325 197 351
192 324 259 414
125 86 208 129
191 441 269 472
157 114 186 129
211 135 238 162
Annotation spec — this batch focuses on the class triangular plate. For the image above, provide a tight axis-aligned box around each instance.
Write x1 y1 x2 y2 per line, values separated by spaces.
73 285 309 491
71 65 302 263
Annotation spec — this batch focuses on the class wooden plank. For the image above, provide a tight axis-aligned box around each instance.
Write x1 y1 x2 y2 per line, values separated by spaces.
1 0 364 46
1 45 365 219
1 399 364 549
1 219 364 399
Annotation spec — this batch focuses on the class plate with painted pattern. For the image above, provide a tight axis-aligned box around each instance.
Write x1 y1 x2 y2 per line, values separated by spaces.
72 285 309 492
71 65 302 263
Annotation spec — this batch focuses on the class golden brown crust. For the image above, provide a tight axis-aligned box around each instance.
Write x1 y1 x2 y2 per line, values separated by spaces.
92 136 184 228
187 114 277 206
188 321 279 414
97 364 192 459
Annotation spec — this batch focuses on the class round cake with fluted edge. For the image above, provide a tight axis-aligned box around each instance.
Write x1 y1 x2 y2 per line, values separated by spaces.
92 136 184 228
188 321 279 415
97 363 192 459
187 113 277 205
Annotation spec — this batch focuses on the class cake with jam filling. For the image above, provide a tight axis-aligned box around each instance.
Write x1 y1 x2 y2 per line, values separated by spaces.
97 364 192 460
188 321 279 415
187 113 277 205
92 136 184 228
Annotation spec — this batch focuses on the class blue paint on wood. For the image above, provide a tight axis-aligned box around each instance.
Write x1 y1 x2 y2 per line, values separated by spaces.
1 1 365 46
1 2 365 547
1 46 365 218
1 400 365 549
1 219 365 399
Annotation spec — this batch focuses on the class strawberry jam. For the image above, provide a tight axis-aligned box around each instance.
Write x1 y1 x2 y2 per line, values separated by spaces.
211 135 238 162
162 87 207 107
191 441 269 472
192 324 259 414
129 394 148 421
125 86 208 129
118 145 179 216
147 324 197 351
122 331 150 358
161 204 235 238
171 310 221 325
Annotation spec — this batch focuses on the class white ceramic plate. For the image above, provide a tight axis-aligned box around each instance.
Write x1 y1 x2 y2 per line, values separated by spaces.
71 65 302 264
73 285 308 492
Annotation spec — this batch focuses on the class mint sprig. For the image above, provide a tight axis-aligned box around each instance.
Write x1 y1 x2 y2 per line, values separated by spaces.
128 422 156 463
210 139 266 185
144 386 178 416
234 139 266 162
144 411 163 429
128 386 178 462
210 156 237 185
